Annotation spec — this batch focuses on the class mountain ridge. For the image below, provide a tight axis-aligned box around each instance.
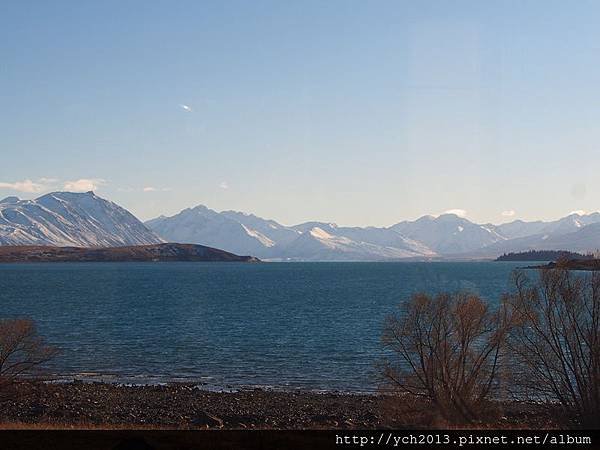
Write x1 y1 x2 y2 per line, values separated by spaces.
2 191 599 260
146 204 600 261
0 191 163 247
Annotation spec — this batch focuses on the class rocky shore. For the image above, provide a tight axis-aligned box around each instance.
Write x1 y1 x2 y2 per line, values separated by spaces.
0 381 559 429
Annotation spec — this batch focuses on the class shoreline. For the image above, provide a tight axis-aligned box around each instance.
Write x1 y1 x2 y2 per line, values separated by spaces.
34 374 380 396
1 380 558 430
525 259 600 271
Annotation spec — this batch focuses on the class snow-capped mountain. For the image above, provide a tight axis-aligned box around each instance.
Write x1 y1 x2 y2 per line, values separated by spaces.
146 206 436 260
8 191 595 259
538 212 600 235
545 221 600 253
145 205 300 258
147 205 600 260
0 192 163 247
220 210 301 248
484 219 548 240
280 226 434 261
288 223 434 260
391 214 506 254
463 220 600 258
488 213 600 240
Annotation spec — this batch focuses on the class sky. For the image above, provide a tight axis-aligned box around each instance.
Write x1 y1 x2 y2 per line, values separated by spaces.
1 1 600 226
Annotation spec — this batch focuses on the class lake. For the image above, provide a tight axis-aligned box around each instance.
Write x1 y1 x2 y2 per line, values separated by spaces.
0 261 526 392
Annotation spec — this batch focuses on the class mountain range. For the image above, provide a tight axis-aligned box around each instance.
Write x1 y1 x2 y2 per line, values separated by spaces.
146 204 600 260
2 191 600 260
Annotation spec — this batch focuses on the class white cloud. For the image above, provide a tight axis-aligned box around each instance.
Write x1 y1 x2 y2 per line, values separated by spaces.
443 208 467 217
142 186 171 193
1 177 109 194
63 178 106 192
0 179 46 193
38 177 59 184
501 210 516 217
219 181 229 190
569 210 587 216
179 104 192 112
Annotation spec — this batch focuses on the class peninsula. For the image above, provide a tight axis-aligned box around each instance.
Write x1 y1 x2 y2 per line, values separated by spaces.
0 243 260 263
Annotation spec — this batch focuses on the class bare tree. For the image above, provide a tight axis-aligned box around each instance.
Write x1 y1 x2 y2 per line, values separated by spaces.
505 269 600 428
0 318 58 400
381 292 511 423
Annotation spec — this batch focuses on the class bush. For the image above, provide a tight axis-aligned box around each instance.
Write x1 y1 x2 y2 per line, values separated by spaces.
0 318 58 400
505 269 600 428
381 292 511 424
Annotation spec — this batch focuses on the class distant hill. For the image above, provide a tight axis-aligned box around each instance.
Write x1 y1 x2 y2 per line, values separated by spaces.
0 243 259 263
495 250 592 261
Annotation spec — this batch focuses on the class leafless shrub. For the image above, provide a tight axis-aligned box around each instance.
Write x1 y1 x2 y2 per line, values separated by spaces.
0 318 58 400
505 269 600 428
381 292 511 424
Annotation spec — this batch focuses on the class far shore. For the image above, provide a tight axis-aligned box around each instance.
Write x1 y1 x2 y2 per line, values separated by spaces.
526 259 600 271
0 244 259 263
0 380 558 430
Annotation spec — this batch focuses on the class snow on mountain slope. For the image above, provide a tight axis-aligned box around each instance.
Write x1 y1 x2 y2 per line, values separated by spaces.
147 208 437 260
0 192 163 247
538 212 600 235
287 223 435 260
145 205 297 258
5 191 597 259
280 226 433 261
334 226 434 254
488 212 600 240
391 214 506 254
147 205 600 260
220 210 300 248
291 222 339 234
464 221 600 257
487 220 548 240
545 222 600 252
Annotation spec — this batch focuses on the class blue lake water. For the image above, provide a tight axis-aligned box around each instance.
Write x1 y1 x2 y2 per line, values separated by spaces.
0 261 527 392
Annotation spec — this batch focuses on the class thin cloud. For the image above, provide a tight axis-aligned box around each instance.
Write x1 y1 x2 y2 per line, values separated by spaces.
443 209 467 218
38 177 59 184
501 210 516 217
179 104 192 112
63 178 106 192
569 210 587 216
219 181 229 190
0 179 45 193
2 178 108 194
143 186 171 193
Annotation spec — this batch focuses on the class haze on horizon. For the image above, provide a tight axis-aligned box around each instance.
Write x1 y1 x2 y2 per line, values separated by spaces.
2 1 600 227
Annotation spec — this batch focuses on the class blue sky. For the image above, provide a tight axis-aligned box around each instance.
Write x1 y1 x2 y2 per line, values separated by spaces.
1 1 600 225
